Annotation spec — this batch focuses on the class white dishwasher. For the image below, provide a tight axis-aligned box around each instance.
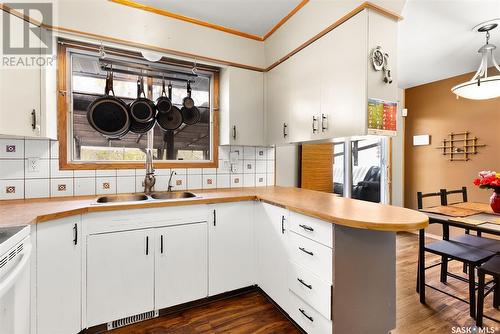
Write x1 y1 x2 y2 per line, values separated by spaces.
0 225 31 334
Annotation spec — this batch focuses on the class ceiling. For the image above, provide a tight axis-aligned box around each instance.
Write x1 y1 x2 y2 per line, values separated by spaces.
124 0 303 37
398 0 500 88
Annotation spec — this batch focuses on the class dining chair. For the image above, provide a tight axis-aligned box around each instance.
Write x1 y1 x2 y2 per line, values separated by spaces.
476 255 500 326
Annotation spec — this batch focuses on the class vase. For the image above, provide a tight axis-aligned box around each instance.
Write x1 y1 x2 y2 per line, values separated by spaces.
491 190 500 214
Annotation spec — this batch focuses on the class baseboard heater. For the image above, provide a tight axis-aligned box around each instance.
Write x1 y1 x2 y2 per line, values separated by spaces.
107 310 159 330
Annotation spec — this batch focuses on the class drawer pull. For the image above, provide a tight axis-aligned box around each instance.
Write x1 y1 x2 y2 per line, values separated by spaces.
299 224 314 232
299 247 314 256
299 308 314 322
297 277 312 289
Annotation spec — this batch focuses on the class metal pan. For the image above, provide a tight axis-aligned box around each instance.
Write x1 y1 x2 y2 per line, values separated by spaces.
157 82 183 131
129 77 156 123
156 77 172 114
181 82 200 125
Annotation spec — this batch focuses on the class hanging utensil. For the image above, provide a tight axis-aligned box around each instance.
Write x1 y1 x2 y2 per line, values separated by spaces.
157 82 183 131
129 77 156 134
156 76 172 114
181 81 200 125
87 70 130 139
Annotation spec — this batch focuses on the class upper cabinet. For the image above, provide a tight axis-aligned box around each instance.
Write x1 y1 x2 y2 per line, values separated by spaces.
0 13 57 139
219 67 264 146
265 9 398 145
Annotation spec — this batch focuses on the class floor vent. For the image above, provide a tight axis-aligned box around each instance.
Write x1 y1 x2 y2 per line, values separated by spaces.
107 310 159 330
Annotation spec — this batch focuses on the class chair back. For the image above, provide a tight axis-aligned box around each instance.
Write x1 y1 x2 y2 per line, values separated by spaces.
417 190 446 210
440 187 468 206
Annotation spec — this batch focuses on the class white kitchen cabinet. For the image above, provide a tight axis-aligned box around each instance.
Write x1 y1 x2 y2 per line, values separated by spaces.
208 202 255 295
265 61 291 145
36 217 82 334
255 202 290 313
155 222 208 309
0 13 57 139
219 67 264 146
86 229 154 327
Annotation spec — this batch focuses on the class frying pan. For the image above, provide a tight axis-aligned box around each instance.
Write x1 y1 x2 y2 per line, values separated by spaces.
181 82 201 125
156 77 172 114
87 71 130 139
129 76 156 123
157 82 183 131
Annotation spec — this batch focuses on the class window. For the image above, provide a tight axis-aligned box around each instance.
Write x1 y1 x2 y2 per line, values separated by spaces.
57 40 218 169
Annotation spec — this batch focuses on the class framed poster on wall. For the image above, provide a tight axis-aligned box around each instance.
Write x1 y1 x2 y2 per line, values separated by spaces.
367 98 397 136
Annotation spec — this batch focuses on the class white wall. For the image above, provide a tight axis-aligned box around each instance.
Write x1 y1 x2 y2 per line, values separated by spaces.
391 88 405 206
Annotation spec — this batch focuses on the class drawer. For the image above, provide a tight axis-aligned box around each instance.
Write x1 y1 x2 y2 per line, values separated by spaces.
288 261 331 319
289 291 332 334
288 231 332 283
289 212 333 248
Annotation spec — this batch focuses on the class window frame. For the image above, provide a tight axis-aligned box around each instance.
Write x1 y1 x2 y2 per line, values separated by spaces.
57 40 219 170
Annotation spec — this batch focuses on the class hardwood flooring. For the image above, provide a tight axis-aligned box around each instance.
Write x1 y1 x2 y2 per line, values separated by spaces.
107 233 499 334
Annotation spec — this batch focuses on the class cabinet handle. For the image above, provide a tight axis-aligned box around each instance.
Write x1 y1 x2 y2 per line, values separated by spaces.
232 125 236 140
299 224 314 232
281 215 285 234
31 109 36 130
312 116 318 134
321 113 328 132
299 247 314 256
73 223 78 245
283 123 288 138
146 236 149 255
299 308 314 322
160 235 164 254
297 278 312 289
213 209 216 227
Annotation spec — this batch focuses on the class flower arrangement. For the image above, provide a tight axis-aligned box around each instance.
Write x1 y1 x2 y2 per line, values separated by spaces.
473 171 500 190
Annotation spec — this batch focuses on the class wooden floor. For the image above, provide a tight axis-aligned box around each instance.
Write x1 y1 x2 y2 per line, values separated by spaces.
107 233 499 334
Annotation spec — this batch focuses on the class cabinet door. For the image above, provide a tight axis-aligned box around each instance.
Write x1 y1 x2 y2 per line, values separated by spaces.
155 222 208 309
37 217 81 334
86 229 154 327
0 13 41 137
255 202 290 313
208 202 255 295
265 62 290 145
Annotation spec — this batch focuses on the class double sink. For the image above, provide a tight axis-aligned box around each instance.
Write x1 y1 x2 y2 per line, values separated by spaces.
95 192 198 204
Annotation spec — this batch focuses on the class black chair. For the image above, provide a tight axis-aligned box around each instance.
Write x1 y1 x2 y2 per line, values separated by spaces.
477 255 500 326
416 190 496 318
352 166 381 203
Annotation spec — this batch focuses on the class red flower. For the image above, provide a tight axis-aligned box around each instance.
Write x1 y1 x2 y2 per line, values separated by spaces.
473 178 481 186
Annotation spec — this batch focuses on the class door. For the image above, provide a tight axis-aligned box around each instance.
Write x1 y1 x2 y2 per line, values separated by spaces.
265 62 290 145
0 12 41 137
208 202 255 295
86 229 154 327
255 202 290 313
155 222 208 309
37 217 81 334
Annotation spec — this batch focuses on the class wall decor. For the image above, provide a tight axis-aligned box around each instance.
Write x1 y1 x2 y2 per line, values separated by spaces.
436 131 486 161
367 98 397 136
370 46 393 84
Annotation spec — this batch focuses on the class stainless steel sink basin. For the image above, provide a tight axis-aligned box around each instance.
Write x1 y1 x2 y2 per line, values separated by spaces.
96 194 149 203
150 192 197 200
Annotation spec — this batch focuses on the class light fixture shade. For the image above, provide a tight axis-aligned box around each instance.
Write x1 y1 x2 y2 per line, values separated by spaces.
141 50 163 62
451 76 500 100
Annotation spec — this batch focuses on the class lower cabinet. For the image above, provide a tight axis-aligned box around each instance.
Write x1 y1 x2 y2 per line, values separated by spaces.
208 202 255 295
36 217 82 334
155 223 208 309
86 229 155 327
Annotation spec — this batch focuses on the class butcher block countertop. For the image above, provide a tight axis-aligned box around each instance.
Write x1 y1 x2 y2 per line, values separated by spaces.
0 186 428 232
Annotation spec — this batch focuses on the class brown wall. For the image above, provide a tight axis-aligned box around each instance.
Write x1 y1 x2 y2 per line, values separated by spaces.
405 71 500 211
301 144 333 192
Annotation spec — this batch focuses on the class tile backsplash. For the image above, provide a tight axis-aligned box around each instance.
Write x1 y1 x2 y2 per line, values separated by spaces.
0 138 275 200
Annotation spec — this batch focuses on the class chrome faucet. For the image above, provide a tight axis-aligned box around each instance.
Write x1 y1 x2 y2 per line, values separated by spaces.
167 170 176 192
143 148 156 195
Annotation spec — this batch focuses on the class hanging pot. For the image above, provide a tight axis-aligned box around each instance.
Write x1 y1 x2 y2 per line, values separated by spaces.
157 82 183 131
87 71 130 139
129 77 156 134
156 77 172 114
181 81 201 125
129 76 156 123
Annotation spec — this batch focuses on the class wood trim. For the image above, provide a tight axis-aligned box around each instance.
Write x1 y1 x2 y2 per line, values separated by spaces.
300 143 333 193
56 42 219 170
0 1 400 73
262 0 309 40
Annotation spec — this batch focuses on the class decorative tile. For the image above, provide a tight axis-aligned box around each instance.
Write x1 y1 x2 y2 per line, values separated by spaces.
50 178 73 197
50 159 73 178
0 159 24 179
230 174 243 188
202 174 216 189
255 160 266 174
243 146 256 159
216 174 230 188
243 174 255 187
255 174 266 187
0 139 24 159
96 177 116 195
25 179 50 199
116 176 135 194
0 180 24 199
187 174 202 190
172 174 187 191
25 139 49 159
256 147 267 160
74 178 96 196
243 160 255 174
24 158 49 179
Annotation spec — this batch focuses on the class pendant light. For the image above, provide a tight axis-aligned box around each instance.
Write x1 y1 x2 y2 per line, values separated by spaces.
451 21 500 100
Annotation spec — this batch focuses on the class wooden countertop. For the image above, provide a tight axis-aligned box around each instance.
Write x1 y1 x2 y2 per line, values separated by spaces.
0 187 428 232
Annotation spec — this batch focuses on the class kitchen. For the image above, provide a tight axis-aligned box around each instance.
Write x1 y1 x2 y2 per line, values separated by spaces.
0 1 498 334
